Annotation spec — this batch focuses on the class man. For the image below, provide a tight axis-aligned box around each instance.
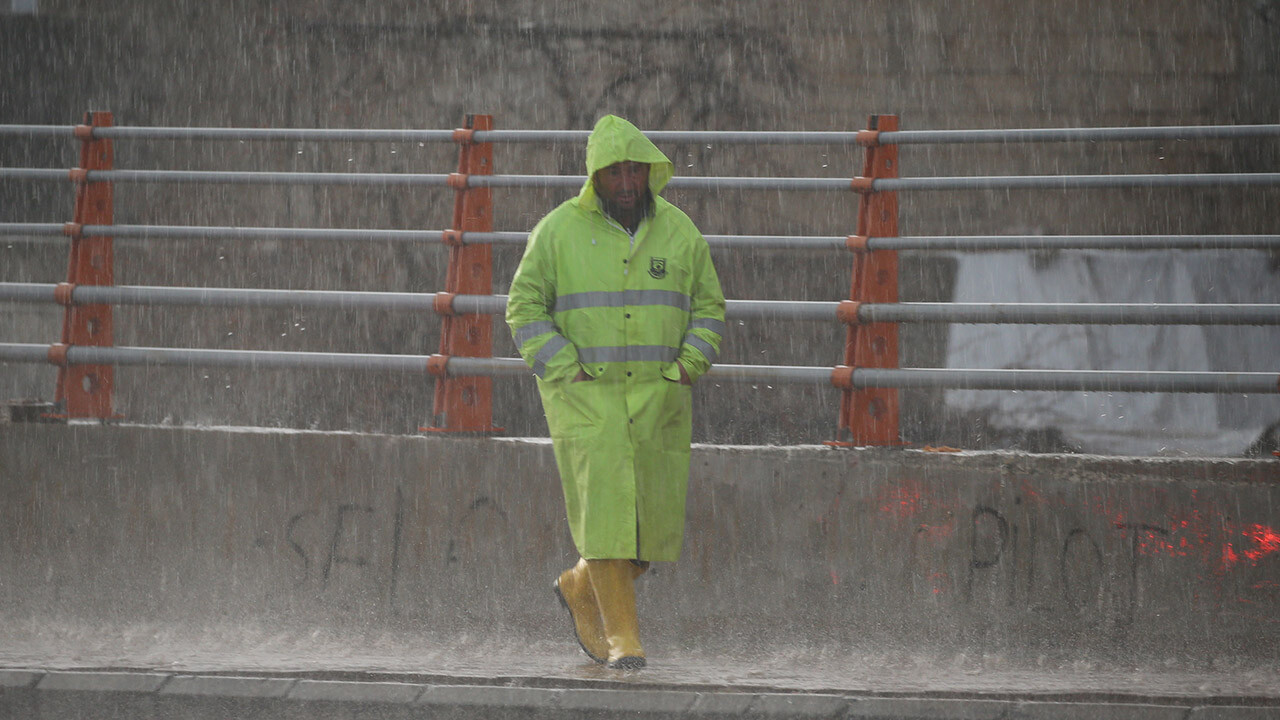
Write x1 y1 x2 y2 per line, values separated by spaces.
506 115 726 670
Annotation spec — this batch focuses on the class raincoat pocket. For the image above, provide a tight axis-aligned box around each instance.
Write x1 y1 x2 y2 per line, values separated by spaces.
542 377 601 439
658 379 693 447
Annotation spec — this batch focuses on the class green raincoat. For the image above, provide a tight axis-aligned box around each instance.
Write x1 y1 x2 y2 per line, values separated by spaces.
506 115 726 562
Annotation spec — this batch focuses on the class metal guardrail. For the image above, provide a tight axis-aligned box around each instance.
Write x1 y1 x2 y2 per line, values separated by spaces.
2 118 1278 438
4 123 1279 145
0 343 1273 394
3 283 1279 326
5 167 1280 191
4 223 1280 252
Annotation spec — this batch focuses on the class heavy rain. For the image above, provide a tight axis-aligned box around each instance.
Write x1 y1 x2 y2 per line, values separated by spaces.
1 2 1279 718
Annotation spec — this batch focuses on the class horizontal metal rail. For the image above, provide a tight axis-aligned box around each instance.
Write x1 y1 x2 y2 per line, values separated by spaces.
855 302 1280 325
874 174 1280 191
0 126 867 145
4 124 1278 146
881 124 1280 145
859 234 1280 251
1 342 1274 393
0 223 527 245
0 342 448 373
0 282 467 312
5 168 1280 191
851 368 1279 393
5 283 1279 325
4 223 1279 252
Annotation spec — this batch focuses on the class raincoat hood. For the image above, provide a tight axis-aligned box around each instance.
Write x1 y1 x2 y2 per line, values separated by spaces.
577 115 674 211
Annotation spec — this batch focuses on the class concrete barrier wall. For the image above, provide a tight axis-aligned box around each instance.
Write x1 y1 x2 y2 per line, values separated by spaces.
1 424 1277 670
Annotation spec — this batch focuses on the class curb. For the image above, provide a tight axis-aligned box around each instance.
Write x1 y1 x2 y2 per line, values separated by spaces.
2 668 1278 719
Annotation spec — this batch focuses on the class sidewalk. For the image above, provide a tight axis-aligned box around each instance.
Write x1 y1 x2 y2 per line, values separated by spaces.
3 639 1278 719
4 665 1278 719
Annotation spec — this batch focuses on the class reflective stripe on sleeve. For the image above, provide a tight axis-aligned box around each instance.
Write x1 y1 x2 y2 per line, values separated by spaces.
682 333 719 364
689 317 727 335
514 320 558 347
532 334 571 378
554 289 691 313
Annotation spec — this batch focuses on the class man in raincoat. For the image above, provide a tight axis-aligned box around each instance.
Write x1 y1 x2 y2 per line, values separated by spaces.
506 115 725 669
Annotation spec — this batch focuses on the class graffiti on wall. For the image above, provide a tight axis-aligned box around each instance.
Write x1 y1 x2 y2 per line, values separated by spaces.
820 476 1280 624
274 487 514 611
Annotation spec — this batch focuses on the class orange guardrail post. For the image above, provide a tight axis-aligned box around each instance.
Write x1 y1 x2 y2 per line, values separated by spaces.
53 111 117 420
830 114 901 447
424 114 503 434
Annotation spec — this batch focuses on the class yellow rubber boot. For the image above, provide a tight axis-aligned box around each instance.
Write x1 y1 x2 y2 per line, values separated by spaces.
586 559 646 670
553 557 608 663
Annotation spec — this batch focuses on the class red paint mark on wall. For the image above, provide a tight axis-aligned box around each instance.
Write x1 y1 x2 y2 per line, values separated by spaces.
928 572 949 595
1113 510 1278 576
879 484 924 519
1131 526 1181 558
916 523 955 541
1223 524 1280 570
1221 543 1241 571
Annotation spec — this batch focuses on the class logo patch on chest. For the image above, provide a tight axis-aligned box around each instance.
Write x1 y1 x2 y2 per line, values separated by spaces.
648 256 667 279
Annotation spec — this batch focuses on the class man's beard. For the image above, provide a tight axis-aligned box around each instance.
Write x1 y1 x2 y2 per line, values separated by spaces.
599 188 653 222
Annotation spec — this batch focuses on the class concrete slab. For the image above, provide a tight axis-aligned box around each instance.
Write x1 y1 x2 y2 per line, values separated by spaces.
161 674 295 698
556 688 700 714
36 670 168 693
748 693 851 717
845 697 1010 719
1186 708 1280 720
0 669 42 688
688 692 760 715
417 684 563 710
3 669 1280 720
1007 701 1190 720
288 679 426 704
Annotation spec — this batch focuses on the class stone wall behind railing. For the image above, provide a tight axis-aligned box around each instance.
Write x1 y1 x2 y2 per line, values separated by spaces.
2 1 1277 449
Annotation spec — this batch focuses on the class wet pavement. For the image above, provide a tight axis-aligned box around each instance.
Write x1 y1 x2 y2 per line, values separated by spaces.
4 626 1279 705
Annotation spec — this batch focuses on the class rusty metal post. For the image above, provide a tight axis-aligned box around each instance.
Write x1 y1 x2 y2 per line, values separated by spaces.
424 114 503 434
52 111 117 420
831 114 901 446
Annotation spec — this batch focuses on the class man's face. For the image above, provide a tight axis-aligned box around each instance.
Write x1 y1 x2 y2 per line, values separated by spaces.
593 161 649 214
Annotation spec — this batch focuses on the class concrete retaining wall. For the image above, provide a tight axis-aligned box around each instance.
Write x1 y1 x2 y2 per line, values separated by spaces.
2 423 1277 674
